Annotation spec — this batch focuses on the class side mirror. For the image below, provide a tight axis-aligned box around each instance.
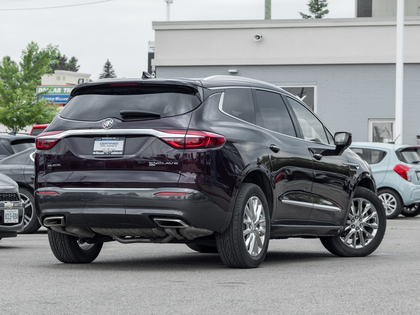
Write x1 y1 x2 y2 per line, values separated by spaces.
334 132 352 155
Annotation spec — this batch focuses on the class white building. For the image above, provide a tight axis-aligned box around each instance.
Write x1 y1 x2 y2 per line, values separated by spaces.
152 16 420 144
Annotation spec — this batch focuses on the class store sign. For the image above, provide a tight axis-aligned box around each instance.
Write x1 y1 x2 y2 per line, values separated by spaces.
36 86 74 95
39 95 69 103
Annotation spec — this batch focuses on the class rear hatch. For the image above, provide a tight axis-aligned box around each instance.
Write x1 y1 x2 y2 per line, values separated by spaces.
36 81 203 189
397 146 420 184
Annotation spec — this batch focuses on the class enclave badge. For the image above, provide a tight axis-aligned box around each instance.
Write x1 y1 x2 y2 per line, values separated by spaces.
102 118 114 130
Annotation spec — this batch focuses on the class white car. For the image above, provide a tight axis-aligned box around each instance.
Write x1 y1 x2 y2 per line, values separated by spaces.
0 173 24 240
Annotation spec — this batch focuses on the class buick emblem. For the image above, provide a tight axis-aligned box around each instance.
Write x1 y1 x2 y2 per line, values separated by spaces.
102 118 114 130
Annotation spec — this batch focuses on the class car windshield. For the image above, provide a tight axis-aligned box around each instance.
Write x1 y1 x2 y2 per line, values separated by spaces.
60 85 202 121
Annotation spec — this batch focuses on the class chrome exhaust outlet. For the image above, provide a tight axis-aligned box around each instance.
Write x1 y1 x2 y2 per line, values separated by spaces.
153 218 190 228
43 216 65 227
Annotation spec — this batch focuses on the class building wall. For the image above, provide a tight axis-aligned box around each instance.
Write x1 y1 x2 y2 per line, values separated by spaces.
156 63 420 144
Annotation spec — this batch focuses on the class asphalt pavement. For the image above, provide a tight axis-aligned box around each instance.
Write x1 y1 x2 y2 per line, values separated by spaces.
1 216 420 315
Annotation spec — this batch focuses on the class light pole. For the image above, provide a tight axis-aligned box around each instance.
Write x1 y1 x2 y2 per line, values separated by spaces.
395 0 404 144
164 0 173 21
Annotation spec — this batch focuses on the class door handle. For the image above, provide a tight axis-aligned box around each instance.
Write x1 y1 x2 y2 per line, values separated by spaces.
269 144 280 153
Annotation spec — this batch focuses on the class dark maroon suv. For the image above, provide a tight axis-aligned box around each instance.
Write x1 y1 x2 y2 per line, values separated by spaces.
35 75 386 268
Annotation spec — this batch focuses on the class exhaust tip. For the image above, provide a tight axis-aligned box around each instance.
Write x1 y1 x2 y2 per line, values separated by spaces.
43 216 65 227
153 218 190 228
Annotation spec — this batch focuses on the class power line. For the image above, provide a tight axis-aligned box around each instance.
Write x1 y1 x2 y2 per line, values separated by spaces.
0 0 116 10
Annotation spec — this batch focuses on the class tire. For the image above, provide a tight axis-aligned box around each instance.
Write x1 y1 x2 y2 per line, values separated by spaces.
186 243 218 253
401 204 420 217
19 187 41 234
320 187 386 257
216 183 270 268
48 230 103 263
378 188 403 219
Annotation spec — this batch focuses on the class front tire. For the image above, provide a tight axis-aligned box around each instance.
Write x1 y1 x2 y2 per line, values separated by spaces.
216 183 270 268
48 230 103 263
378 188 402 219
401 204 420 217
320 187 386 257
19 187 41 234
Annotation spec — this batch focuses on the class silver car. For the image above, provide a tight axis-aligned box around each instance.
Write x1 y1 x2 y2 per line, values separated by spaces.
0 173 24 240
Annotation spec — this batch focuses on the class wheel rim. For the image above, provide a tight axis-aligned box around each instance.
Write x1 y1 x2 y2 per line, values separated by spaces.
242 196 266 257
378 193 397 216
77 239 95 251
20 192 34 228
404 204 418 213
340 197 379 249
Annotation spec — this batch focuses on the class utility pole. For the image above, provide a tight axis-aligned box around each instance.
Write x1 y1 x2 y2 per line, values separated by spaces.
395 0 404 144
265 0 271 20
164 0 173 21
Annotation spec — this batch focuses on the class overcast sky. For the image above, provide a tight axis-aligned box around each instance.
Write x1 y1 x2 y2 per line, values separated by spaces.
0 0 356 80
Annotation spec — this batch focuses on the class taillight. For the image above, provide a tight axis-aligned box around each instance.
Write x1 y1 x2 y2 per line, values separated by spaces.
158 130 226 149
35 131 63 150
394 164 411 181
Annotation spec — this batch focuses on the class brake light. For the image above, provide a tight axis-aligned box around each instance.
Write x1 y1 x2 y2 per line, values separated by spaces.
35 131 63 150
37 191 60 195
158 130 226 149
394 164 411 181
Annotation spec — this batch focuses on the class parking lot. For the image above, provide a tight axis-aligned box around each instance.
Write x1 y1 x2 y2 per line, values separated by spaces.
1 216 419 314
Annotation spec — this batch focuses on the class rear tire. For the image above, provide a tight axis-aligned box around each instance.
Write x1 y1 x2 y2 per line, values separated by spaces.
378 188 403 219
401 204 420 217
48 230 103 263
216 183 270 268
320 187 386 257
186 243 218 253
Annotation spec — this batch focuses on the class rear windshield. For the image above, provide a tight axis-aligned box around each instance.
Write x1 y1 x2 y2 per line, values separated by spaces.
60 85 202 121
399 148 420 164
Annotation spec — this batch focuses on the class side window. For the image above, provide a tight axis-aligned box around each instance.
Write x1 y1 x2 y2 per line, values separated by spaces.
351 148 387 164
286 97 328 144
222 88 255 124
254 90 296 137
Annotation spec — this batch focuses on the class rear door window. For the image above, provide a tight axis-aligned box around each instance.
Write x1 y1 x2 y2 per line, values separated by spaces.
254 90 296 137
60 85 202 121
399 148 420 164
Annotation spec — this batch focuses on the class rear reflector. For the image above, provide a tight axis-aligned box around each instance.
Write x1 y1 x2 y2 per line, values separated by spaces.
37 191 60 195
158 130 226 149
394 164 411 181
35 131 63 150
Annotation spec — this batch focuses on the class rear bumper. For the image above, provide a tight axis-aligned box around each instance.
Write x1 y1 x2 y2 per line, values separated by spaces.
35 187 231 233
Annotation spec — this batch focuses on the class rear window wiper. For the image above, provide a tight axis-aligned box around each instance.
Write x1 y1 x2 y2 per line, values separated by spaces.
120 110 161 120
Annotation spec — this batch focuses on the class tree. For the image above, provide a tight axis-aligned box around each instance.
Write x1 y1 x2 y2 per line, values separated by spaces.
51 54 80 72
299 0 329 19
0 42 60 133
99 59 117 79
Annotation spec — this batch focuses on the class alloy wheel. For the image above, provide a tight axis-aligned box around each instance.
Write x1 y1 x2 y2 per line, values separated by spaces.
340 197 379 249
378 193 397 216
243 196 267 257
20 192 34 228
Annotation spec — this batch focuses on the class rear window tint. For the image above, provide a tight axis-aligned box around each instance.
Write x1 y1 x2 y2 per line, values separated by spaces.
399 148 420 164
60 85 201 121
351 148 387 164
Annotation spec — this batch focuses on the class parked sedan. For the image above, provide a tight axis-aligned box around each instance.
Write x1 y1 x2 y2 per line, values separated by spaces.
350 142 420 218
0 147 39 233
0 133 35 161
0 173 24 240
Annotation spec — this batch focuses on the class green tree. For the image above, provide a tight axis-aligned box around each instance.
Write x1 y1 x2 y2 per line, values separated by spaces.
99 59 117 79
299 0 329 19
51 54 80 72
0 42 60 133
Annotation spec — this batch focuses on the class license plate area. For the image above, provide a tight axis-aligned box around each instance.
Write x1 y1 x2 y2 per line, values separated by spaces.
93 137 125 155
4 209 19 223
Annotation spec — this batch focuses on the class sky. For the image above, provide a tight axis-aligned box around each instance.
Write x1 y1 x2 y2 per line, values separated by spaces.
0 0 356 80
